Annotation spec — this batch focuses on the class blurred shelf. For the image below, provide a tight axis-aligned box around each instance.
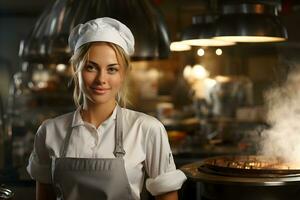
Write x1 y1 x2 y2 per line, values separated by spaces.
162 117 267 131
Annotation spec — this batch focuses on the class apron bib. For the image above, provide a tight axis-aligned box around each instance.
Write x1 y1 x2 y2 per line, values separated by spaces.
51 106 134 200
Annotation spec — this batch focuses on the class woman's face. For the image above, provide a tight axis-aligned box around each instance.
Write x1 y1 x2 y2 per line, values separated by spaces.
80 42 124 106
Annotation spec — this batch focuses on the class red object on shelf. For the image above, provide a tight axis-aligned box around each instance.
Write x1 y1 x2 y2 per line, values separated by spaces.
281 0 293 14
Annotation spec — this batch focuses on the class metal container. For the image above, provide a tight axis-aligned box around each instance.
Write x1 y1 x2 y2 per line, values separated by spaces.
181 155 300 200
0 185 13 200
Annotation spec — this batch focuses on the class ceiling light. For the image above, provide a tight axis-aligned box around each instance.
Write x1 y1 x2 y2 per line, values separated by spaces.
170 41 191 51
19 0 171 63
181 15 236 47
197 48 205 56
213 2 288 43
215 48 222 56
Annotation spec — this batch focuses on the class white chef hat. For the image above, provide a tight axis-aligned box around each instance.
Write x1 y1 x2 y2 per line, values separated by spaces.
68 17 135 56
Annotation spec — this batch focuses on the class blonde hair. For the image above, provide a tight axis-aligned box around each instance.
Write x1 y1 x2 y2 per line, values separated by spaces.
70 42 131 107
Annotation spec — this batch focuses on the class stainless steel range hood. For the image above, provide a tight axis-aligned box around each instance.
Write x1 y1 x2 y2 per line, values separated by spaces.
19 0 170 63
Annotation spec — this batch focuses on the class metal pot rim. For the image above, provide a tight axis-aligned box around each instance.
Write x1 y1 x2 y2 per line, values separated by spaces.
0 185 14 199
181 155 300 186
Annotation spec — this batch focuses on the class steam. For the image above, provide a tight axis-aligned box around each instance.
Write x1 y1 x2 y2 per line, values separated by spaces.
259 68 300 163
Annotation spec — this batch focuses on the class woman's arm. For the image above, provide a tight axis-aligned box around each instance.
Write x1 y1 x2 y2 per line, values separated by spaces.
36 181 56 200
155 191 178 200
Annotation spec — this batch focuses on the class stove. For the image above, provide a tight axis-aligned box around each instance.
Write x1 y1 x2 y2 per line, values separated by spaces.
181 155 300 200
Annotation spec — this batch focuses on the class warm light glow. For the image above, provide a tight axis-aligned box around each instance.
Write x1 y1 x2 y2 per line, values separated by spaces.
204 78 217 88
183 65 192 79
215 75 231 82
56 64 67 72
37 82 48 89
147 69 160 80
181 39 236 46
213 36 287 43
170 41 191 51
216 48 222 56
197 48 205 56
192 64 209 79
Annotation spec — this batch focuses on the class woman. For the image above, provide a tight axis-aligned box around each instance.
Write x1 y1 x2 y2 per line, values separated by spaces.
27 17 186 200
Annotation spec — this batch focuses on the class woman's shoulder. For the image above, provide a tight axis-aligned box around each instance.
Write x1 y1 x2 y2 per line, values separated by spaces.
121 108 164 130
40 111 75 130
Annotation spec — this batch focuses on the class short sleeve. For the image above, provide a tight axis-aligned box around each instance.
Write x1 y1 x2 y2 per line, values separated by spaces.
144 119 187 196
26 121 52 183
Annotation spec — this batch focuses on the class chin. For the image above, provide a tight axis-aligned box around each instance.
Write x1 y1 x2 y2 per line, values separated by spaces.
90 96 115 105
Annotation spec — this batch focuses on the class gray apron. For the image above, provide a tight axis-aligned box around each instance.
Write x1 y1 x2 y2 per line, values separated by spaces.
51 106 134 200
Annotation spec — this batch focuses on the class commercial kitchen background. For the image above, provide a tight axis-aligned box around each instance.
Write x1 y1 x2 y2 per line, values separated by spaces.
1 0 300 199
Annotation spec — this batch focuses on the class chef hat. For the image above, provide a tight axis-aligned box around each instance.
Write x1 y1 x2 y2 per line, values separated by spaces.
68 17 135 56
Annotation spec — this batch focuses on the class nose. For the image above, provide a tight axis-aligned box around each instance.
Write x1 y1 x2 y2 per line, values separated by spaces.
95 69 107 85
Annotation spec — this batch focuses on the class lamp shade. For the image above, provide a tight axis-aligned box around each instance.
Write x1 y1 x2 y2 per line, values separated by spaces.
213 2 288 42
19 0 170 63
181 15 235 46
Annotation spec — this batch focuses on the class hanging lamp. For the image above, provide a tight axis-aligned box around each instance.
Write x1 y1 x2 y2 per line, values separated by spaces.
213 0 288 43
169 41 191 51
19 0 170 63
180 14 236 47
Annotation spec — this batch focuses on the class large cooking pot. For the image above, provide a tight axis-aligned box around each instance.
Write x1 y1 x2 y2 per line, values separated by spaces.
181 155 300 200
0 185 13 200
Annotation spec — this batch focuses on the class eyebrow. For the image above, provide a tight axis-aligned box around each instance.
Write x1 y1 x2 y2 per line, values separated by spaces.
87 60 119 67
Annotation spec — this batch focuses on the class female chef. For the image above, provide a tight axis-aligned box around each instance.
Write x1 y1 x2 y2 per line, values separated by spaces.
27 17 187 200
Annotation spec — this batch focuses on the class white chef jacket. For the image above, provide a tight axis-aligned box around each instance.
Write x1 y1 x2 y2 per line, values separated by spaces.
27 106 187 199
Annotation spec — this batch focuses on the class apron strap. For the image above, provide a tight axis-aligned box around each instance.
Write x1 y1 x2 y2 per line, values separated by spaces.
60 105 126 158
113 105 126 158
60 124 73 157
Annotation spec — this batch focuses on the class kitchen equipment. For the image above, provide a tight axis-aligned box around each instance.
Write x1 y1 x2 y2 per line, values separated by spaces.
209 76 253 118
0 185 13 200
19 0 170 62
2 62 74 172
213 0 287 43
180 14 236 46
181 155 300 200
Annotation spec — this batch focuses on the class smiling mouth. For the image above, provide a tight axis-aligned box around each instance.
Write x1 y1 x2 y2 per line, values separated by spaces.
90 87 111 94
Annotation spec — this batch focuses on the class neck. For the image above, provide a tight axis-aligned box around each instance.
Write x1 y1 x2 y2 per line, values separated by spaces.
81 99 116 128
